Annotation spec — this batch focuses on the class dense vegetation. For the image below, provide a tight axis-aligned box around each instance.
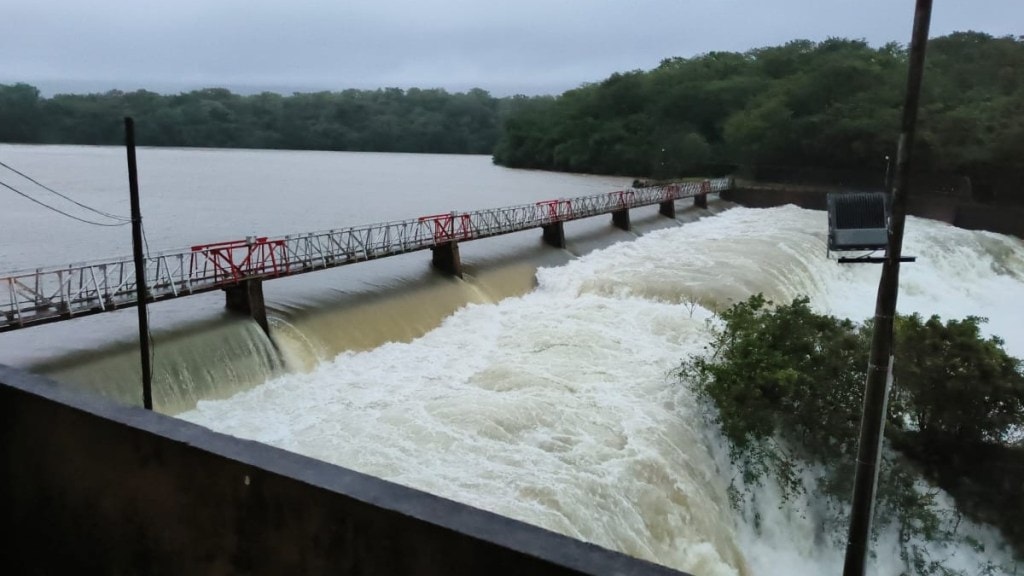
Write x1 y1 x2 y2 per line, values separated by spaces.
2 31 1022 191
678 295 1024 573
0 84 503 154
493 32 1024 184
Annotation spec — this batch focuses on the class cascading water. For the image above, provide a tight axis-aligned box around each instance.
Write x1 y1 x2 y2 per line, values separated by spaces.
179 205 1023 575
34 315 285 414
268 261 559 370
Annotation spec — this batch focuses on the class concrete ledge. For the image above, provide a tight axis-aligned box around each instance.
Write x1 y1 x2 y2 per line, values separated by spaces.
955 203 1024 236
722 185 1023 238
720 186 828 210
0 365 687 576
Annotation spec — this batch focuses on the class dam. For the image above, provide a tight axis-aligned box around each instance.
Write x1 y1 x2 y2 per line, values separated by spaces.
1 145 1022 574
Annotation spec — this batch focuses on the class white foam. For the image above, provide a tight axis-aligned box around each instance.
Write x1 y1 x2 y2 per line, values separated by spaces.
182 205 1024 575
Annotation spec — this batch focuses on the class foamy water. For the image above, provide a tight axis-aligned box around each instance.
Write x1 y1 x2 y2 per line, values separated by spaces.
182 205 1024 575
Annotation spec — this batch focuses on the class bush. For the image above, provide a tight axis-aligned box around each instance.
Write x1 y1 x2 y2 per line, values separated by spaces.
678 295 1024 569
891 314 1024 444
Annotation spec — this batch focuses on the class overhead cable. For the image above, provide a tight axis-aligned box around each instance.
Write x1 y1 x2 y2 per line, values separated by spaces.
0 160 131 222
0 178 131 227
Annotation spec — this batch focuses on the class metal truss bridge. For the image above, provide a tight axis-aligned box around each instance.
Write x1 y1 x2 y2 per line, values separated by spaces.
1 178 730 332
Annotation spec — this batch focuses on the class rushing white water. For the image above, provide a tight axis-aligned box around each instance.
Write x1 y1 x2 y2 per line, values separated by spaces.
181 205 1024 575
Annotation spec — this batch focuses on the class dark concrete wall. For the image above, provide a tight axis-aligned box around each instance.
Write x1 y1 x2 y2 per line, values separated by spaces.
906 195 960 224
720 186 828 211
430 241 463 277
611 208 631 231
224 278 270 334
0 365 687 576
722 186 1024 238
954 203 1024 237
542 222 566 248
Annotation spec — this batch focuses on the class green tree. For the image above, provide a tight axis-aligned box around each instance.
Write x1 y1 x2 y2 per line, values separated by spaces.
891 314 1024 444
722 96 796 166
493 32 1024 192
681 296 867 496
678 295 1024 570
0 84 506 155
0 83 43 142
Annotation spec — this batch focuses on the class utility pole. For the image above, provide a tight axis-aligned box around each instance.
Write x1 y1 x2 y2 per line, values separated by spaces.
125 117 153 411
842 1 932 575
884 155 893 193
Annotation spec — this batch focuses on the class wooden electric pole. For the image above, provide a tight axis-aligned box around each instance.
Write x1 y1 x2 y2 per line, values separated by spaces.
842 1 933 574
125 117 153 411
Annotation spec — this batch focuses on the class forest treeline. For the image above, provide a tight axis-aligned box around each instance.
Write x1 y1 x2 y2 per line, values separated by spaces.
0 85 503 154
493 31 1024 184
1 31 1022 185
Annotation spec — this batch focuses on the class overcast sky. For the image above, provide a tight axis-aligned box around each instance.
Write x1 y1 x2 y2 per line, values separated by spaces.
2 0 1020 96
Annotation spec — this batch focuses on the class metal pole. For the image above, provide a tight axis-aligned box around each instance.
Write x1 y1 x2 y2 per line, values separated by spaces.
125 117 153 411
842 1 932 575
884 155 893 193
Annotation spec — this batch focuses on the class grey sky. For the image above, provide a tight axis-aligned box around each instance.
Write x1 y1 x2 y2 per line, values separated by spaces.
2 0 1020 96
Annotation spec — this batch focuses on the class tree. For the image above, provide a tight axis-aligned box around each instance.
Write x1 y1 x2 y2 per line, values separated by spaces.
891 314 1024 444
0 84 507 155
678 295 1024 570
681 296 867 498
0 83 43 142
493 32 1024 193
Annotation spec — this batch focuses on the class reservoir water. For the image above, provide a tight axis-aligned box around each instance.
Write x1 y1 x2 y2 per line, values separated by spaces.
1 144 1021 574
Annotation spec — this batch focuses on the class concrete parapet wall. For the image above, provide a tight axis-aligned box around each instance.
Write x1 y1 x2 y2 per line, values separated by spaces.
722 185 1023 238
907 195 960 224
720 186 828 211
0 365 687 576
954 203 1024 237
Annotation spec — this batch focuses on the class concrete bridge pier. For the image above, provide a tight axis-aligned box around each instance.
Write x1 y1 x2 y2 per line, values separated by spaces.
694 194 708 209
431 241 463 277
612 208 630 231
541 222 566 248
659 200 676 219
225 278 270 335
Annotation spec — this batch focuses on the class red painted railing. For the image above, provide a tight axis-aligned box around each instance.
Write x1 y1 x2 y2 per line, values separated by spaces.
614 190 635 208
536 199 574 221
418 213 473 243
189 237 289 283
1 177 732 332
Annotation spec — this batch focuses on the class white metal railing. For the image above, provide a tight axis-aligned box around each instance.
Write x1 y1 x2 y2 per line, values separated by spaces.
1 178 729 330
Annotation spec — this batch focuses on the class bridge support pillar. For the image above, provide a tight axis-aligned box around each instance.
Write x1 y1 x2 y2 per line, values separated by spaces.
659 200 676 219
541 222 565 249
611 208 630 231
431 242 463 277
694 194 708 209
225 278 270 336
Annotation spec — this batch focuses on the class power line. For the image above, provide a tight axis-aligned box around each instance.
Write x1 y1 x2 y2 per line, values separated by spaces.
0 178 131 227
0 160 131 222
